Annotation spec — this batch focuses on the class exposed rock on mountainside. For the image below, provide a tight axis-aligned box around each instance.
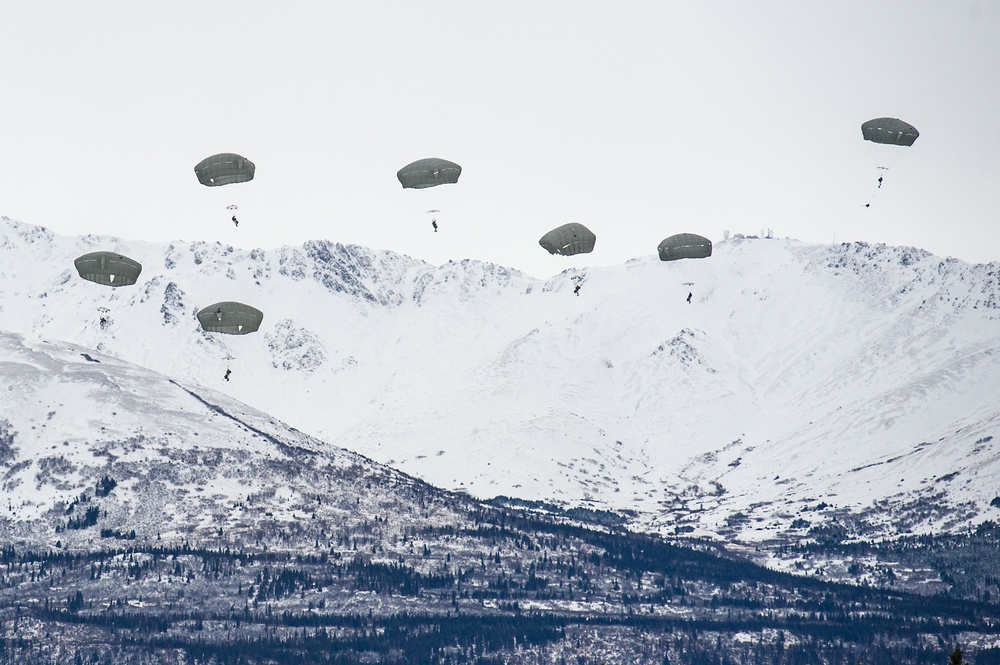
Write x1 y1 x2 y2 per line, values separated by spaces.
2 331 1000 664
1 216 998 546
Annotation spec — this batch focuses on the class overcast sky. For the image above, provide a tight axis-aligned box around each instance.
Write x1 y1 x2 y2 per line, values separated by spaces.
2 2 997 279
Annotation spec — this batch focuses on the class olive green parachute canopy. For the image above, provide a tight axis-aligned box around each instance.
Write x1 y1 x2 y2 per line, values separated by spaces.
194 153 256 187
397 158 462 189
197 301 263 335
658 234 712 261
861 118 919 147
539 223 596 256
74 251 142 287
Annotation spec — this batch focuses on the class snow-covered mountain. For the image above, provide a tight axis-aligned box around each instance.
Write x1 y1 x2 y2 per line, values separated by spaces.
11 328 1000 665
2 215 999 543
0 330 468 553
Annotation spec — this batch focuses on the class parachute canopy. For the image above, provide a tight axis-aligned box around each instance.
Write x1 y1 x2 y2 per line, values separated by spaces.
861 118 919 147
539 223 596 256
74 251 142 287
658 234 712 262
397 158 462 189
194 153 256 187
197 301 263 335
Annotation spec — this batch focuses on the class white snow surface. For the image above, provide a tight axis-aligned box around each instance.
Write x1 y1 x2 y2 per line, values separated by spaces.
1 215 999 543
0 330 445 552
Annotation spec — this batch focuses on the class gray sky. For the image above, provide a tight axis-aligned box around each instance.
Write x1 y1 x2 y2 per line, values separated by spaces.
2 1 997 279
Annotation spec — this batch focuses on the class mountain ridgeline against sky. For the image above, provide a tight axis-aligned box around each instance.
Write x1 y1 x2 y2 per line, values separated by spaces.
1 215 999 546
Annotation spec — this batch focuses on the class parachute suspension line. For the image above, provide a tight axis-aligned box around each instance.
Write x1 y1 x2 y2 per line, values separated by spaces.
864 176 882 207
862 128 904 207
864 169 889 207
201 187 236 223
197 179 244 227
865 145 903 206
866 129 905 161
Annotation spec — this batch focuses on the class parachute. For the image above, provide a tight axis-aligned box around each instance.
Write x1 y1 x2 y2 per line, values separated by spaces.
197 301 263 335
861 118 918 206
194 153 256 187
538 223 596 256
657 234 712 261
74 252 143 287
861 118 919 147
397 158 462 189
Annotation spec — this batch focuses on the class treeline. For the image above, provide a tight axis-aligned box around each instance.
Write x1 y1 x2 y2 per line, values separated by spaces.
0 618 991 665
2 501 1000 663
6 588 993 656
0 613 567 664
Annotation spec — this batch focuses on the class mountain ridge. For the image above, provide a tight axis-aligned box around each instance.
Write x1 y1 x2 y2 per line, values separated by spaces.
1 214 998 546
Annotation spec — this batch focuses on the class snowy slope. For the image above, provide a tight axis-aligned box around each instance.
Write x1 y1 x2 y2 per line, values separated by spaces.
0 330 469 552
1 215 999 543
